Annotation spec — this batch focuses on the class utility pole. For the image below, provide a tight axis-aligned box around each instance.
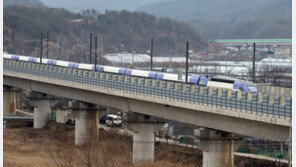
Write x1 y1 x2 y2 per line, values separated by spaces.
89 33 92 63
252 43 256 83
95 36 98 71
150 38 153 71
46 29 49 58
185 41 189 83
81 30 84 63
100 35 103 56
56 37 59 60
12 29 15 54
40 32 43 64
12 29 15 40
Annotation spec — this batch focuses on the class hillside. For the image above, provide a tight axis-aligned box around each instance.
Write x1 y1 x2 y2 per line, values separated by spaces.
40 0 166 12
138 0 291 39
4 6 206 62
4 0 44 7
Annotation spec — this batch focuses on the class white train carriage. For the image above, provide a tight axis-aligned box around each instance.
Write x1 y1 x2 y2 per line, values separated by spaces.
131 69 151 78
78 63 94 70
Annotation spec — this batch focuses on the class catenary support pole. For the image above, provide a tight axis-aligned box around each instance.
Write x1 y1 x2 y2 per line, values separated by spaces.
95 36 97 71
186 41 189 83
252 43 256 83
100 35 103 58
150 38 153 71
40 32 43 64
89 33 92 64
46 29 49 58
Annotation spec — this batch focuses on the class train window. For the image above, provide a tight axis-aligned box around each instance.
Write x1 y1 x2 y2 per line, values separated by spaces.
210 78 235 84
247 86 259 93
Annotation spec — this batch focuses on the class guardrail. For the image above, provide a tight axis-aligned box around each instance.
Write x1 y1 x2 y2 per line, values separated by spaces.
257 85 292 98
4 59 292 119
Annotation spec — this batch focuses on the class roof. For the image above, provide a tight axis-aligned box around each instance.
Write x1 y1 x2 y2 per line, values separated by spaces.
107 114 121 118
209 39 292 42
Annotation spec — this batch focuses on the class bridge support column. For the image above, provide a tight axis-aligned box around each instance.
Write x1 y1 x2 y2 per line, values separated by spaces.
30 98 59 129
70 101 98 145
127 123 164 164
3 86 22 114
126 113 165 164
197 128 241 167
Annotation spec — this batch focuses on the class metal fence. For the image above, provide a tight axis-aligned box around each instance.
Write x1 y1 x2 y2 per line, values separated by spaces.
4 59 292 119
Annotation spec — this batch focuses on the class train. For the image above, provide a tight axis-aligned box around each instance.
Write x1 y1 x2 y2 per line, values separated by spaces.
3 53 261 94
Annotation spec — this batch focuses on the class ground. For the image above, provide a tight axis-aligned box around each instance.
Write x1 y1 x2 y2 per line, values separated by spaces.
3 122 286 167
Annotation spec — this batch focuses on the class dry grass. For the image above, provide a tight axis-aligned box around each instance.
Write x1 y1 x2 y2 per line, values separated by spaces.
4 122 283 167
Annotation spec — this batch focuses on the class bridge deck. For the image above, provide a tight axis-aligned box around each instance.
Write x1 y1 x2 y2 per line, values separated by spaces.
3 59 291 140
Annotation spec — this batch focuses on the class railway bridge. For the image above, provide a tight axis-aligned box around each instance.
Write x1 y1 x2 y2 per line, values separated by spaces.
3 58 291 167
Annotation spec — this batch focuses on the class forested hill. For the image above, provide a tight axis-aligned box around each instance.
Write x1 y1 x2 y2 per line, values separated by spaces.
4 6 206 61
4 0 45 7
40 0 165 12
138 0 291 39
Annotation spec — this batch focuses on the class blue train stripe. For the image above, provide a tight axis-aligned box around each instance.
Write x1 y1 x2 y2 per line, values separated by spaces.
73 63 79 69
118 68 126 75
156 73 164 80
11 56 19 61
28 58 37 62
148 72 157 79
125 69 133 76
98 66 104 72
47 60 52 65
52 60 57 65
189 75 200 85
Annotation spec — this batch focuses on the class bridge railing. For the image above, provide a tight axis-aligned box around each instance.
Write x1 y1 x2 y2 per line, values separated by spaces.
4 59 292 119
257 84 292 98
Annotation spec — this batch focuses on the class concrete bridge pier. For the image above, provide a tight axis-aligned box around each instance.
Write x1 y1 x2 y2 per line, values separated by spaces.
3 86 22 114
29 95 59 129
197 128 241 167
70 101 98 145
126 113 165 164
127 123 164 164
